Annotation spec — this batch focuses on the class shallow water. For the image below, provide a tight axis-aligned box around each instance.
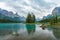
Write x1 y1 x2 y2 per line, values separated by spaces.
0 23 59 40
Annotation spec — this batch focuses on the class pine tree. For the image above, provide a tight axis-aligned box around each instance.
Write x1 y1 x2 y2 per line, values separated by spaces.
26 12 35 23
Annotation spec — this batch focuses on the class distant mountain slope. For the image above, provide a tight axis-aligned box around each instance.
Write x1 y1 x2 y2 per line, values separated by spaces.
0 8 21 23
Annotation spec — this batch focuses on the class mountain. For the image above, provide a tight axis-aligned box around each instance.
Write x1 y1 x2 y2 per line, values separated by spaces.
36 18 41 21
46 14 53 19
0 8 21 22
20 16 26 22
52 7 60 17
42 16 47 20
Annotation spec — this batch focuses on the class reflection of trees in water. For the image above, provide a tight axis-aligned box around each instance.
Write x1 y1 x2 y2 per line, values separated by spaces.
53 28 60 39
0 23 20 36
26 24 35 34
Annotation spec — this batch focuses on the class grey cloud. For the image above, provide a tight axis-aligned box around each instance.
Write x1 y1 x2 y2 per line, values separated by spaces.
0 0 59 18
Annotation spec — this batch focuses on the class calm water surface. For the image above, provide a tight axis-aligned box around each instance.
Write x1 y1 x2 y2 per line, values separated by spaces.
0 23 59 40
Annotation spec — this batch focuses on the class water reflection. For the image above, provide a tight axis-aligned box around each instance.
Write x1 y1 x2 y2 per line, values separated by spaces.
53 27 60 40
48 25 60 40
0 23 20 36
26 24 35 34
0 23 58 40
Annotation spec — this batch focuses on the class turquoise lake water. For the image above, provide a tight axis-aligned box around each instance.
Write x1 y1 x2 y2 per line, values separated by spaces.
0 23 60 40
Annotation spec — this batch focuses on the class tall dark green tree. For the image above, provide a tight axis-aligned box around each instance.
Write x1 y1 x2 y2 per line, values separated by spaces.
32 13 35 23
26 12 35 23
26 13 32 23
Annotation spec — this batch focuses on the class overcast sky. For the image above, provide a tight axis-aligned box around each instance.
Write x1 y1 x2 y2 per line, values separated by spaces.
0 0 60 18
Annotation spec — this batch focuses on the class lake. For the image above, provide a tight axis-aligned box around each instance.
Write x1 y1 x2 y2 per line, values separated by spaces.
0 23 60 40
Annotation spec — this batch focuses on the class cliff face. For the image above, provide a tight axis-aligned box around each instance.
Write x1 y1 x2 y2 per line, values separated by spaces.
52 7 60 17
